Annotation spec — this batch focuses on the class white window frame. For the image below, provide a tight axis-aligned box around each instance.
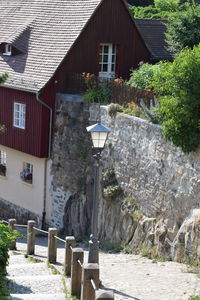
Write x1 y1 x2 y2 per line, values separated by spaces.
0 150 6 165
3 44 12 56
0 150 7 176
99 43 116 78
13 102 26 129
20 162 33 184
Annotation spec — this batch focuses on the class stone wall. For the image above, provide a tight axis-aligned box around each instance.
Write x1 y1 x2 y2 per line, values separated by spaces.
49 94 93 236
99 106 200 260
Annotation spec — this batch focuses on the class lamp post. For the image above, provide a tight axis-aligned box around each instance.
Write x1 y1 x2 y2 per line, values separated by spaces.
86 123 111 263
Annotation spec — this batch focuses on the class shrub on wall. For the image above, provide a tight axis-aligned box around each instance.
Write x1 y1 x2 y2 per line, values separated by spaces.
128 63 159 90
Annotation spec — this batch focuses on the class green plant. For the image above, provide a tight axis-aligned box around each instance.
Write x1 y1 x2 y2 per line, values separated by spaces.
103 184 122 201
84 87 111 103
130 210 143 222
166 5 200 55
123 102 143 118
188 297 200 300
128 63 159 90
0 223 20 297
153 45 200 153
120 242 133 254
108 103 123 117
102 168 116 186
140 244 168 262
123 197 137 206
100 240 122 253
0 164 6 176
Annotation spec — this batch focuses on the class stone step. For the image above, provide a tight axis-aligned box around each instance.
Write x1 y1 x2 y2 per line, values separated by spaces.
10 293 66 300
8 254 33 265
7 262 52 277
7 275 64 295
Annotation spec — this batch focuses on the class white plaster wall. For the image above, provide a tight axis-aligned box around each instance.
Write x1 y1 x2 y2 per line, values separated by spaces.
0 145 47 217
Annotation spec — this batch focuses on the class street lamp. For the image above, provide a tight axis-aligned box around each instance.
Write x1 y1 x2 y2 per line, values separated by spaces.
86 123 111 263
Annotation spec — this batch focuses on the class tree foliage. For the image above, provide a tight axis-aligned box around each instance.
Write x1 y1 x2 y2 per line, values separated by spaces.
165 5 200 55
152 45 200 153
128 63 158 89
130 0 200 19
0 72 8 85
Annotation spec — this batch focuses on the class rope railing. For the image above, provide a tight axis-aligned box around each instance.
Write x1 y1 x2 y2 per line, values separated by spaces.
15 224 28 228
91 278 98 291
1 220 9 224
33 227 48 235
3 218 114 300
55 235 65 243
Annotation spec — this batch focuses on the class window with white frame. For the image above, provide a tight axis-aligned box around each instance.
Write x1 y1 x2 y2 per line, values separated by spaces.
0 150 7 176
20 162 33 184
99 44 116 78
13 102 26 129
3 44 12 56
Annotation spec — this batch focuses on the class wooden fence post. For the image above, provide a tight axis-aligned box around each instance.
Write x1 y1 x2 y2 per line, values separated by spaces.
64 236 75 276
8 218 17 250
71 248 84 297
80 263 99 300
47 228 57 263
27 220 36 255
96 290 115 299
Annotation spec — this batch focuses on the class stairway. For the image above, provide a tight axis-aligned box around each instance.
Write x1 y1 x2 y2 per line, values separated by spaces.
6 252 66 300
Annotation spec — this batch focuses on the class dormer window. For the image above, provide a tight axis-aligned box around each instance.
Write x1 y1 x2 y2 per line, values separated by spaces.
3 44 12 56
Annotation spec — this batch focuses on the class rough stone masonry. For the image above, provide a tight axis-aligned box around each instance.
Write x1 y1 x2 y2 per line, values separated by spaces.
99 106 200 261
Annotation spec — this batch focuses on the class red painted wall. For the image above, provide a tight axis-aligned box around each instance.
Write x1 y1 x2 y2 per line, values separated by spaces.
56 0 150 92
0 85 56 158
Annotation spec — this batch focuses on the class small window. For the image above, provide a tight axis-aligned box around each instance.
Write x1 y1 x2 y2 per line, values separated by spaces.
13 102 26 129
99 44 116 78
0 150 7 176
3 44 12 56
20 162 33 184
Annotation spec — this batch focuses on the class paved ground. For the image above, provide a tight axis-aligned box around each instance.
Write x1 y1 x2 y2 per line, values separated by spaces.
9 230 200 300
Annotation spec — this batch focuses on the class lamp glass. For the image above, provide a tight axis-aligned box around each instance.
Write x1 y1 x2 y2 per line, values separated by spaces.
91 131 108 148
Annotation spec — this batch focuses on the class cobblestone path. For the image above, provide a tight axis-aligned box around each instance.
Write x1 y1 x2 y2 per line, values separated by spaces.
9 234 200 300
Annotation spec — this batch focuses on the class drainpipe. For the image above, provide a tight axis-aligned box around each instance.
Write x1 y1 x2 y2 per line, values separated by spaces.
36 91 53 229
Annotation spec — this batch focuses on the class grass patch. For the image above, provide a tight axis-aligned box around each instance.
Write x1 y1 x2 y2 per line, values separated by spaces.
188 297 200 300
47 262 60 275
24 254 41 263
140 245 169 262
100 240 122 253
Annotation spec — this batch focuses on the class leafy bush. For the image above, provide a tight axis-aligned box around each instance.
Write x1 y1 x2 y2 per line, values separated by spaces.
128 63 158 90
123 102 143 118
154 0 180 12
108 103 123 117
153 45 200 153
0 223 20 296
166 5 200 55
103 185 122 201
84 87 110 103
0 73 8 85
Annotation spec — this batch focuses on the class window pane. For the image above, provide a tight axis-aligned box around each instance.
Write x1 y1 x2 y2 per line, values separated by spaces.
103 55 108 63
104 46 109 53
103 64 108 72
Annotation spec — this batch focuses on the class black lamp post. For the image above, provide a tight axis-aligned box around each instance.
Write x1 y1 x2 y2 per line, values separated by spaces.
86 123 111 263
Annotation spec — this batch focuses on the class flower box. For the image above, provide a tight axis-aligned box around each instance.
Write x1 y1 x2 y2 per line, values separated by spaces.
0 164 6 176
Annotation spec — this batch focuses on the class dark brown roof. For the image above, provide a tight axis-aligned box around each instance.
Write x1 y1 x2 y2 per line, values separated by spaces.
0 0 102 92
135 18 173 61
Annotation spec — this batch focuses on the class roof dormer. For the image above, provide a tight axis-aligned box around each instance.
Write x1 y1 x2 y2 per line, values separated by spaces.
3 43 12 56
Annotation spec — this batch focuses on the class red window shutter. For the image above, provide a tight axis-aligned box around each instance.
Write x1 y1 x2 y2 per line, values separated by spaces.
116 44 123 78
